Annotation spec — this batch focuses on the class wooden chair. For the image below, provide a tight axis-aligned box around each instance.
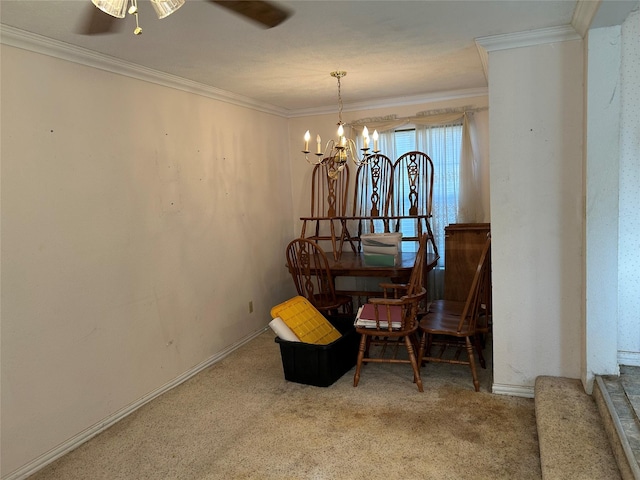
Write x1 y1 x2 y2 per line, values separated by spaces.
348 153 395 251
435 230 492 367
392 151 435 218
353 234 428 392
417 236 491 392
390 151 435 246
285 238 353 316
299 158 350 259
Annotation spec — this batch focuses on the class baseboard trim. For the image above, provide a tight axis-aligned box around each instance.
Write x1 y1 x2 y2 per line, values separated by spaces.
618 351 640 367
3 327 268 480
492 382 535 398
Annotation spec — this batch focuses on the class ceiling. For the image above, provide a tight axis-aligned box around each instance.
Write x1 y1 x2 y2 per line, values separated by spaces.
0 1 630 114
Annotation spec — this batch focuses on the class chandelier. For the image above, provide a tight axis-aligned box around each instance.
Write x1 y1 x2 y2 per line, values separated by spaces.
302 71 379 178
92 0 185 35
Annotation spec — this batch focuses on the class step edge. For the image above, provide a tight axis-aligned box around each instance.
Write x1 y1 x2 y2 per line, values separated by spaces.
594 375 640 480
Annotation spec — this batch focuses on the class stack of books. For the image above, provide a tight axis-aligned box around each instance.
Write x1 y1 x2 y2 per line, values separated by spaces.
355 303 404 329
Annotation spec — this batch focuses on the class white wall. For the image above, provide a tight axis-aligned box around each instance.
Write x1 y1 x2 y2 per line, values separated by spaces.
1 45 296 477
617 9 640 366
584 24 623 388
488 39 584 394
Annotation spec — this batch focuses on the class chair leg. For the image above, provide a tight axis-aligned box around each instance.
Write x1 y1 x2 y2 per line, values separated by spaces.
364 335 371 358
353 334 367 387
405 335 423 392
426 333 434 358
417 331 426 366
465 336 480 392
410 332 421 357
474 334 486 369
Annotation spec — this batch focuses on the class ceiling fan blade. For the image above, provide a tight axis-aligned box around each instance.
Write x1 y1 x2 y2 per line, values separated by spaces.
211 1 291 29
76 4 122 35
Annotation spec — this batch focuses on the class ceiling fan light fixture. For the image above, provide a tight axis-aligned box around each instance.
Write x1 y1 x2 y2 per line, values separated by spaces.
150 0 186 19
91 0 128 18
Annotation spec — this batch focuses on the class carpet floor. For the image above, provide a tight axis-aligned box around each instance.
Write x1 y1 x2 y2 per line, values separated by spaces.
29 330 541 479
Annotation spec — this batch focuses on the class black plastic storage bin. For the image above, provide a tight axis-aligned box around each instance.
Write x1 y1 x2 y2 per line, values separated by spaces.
274 315 359 387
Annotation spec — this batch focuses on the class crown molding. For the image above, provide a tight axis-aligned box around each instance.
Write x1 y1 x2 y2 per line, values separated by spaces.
0 25 289 117
287 87 489 118
475 43 490 83
572 0 602 37
475 24 581 53
474 24 582 80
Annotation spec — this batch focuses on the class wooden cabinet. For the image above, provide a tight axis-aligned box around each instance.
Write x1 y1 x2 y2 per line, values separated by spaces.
443 223 491 302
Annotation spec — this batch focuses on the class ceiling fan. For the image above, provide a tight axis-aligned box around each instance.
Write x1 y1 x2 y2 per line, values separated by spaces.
78 0 291 36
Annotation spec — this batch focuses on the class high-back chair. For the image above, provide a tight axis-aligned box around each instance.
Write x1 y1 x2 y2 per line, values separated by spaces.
285 238 353 316
391 151 436 253
350 153 394 250
392 151 435 218
353 234 428 392
417 236 491 392
300 159 350 258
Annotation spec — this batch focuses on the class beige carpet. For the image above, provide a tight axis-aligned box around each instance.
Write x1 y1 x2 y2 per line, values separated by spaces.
535 376 621 479
30 331 541 479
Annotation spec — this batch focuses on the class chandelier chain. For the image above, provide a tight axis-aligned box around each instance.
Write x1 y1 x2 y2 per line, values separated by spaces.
336 74 343 126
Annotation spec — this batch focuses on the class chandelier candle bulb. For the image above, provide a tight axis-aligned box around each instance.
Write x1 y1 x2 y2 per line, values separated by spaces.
303 130 310 152
373 130 379 152
316 135 322 154
363 126 370 149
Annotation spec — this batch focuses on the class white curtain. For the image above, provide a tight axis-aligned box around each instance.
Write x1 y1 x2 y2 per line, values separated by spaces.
458 112 484 223
415 122 461 258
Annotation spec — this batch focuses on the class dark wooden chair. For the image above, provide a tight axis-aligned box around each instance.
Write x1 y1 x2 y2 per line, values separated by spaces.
417 236 491 392
353 234 428 392
285 238 353 316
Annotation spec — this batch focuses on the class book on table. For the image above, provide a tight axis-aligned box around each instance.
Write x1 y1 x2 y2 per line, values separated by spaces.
355 303 404 329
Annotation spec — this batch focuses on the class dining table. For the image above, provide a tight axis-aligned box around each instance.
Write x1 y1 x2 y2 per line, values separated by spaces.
326 250 439 300
297 213 439 301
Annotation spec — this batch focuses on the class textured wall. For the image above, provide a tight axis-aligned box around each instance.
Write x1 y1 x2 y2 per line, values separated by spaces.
489 39 584 392
618 9 640 365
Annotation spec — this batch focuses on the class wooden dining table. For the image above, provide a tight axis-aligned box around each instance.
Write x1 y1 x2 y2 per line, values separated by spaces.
326 250 439 300
297 213 439 300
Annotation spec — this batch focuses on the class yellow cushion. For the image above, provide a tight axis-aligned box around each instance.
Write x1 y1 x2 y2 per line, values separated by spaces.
270 296 342 345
